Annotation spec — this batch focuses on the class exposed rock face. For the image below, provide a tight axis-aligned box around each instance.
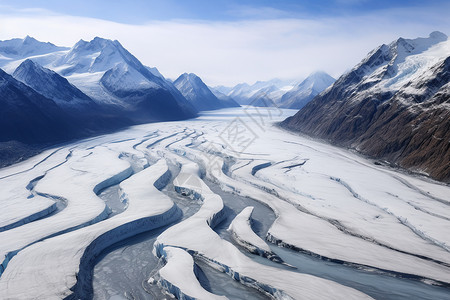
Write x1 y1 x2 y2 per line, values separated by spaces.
281 32 450 182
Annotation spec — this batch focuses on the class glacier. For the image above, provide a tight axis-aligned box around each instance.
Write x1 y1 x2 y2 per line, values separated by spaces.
0 107 449 299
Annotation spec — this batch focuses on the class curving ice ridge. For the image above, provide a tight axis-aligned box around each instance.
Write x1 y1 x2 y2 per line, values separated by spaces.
228 206 284 263
0 107 449 299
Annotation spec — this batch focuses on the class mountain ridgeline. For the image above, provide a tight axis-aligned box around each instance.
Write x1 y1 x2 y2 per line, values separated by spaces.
281 32 450 182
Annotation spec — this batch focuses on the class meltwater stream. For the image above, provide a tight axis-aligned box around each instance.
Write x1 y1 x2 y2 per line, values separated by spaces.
91 173 450 300
92 171 271 299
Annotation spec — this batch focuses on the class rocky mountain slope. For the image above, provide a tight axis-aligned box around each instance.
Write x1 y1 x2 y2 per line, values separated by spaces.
281 31 450 182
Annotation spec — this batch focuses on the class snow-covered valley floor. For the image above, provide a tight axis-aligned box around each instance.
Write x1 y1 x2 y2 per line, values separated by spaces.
0 107 449 300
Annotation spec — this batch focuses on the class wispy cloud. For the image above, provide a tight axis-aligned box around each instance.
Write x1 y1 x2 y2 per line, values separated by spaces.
0 3 448 86
225 5 293 19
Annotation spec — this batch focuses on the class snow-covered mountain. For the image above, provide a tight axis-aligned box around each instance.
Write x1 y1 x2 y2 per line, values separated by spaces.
282 31 450 182
0 36 201 166
0 68 75 144
222 79 295 106
214 74 333 109
13 59 96 111
0 36 197 123
0 36 68 59
52 37 197 119
278 71 335 109
174 73 239 111
209 88 237 106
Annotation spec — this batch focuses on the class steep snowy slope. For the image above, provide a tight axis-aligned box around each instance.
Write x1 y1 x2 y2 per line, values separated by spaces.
279 71 335 109
281 31 450 182
0 68 75 144
13 59 96 111
11 59 131 134
209 87 240 107
53 37 197 119
0 36 199 167
0 36 197 121
174 73 239 111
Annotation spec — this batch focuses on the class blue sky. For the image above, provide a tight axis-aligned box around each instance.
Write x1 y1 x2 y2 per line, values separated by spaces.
0 1 449 85
3 0 448 23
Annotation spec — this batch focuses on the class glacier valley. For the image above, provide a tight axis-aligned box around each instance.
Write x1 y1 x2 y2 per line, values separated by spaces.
0 107 449 300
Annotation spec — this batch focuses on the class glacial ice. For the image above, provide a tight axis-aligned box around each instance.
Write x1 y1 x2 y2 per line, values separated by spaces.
0 107 449 299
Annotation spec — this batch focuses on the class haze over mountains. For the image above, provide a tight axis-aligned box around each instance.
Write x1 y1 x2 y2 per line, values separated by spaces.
282 31 450 182
212 72 335 109
174 73 239 111
279 71 335 109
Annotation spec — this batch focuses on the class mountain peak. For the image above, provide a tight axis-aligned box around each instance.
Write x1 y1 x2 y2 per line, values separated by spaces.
278 71 335 109
15 58 57 76
174 72 238 111
0 36 68 57
23 35 34 43
72 37 116 52
392 31 447 53
19 58 38 68
13 58 93 106
429 31 447 40
61 36 145 76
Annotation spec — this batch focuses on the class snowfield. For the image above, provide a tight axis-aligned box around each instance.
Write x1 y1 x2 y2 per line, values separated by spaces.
0 107 449 299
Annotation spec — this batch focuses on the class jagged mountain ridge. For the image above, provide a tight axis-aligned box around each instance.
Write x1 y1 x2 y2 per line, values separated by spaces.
281 31 450 182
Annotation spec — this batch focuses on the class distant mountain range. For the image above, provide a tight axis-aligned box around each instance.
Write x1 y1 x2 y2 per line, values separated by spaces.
211 72 335 109
174 73 239 111
279 71 335 109
281 31 450 182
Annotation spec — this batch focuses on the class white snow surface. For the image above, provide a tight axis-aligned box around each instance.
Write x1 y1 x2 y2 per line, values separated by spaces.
228 206 273 253
0 157 178 299
348 32 450 105
158 246 228 300
0 106 449 299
